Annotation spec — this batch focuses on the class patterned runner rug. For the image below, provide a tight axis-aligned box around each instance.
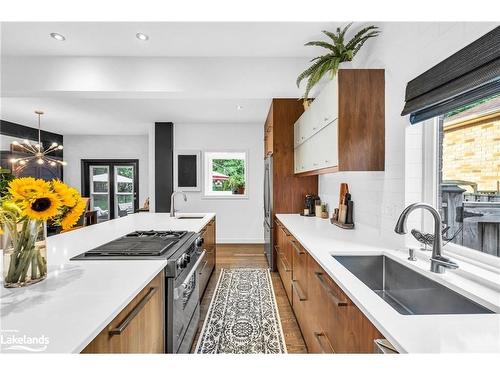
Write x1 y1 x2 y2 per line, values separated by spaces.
195 268 287 354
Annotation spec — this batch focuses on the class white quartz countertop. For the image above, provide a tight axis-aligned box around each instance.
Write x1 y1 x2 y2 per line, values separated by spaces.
276 214 500 353
0 213 215 353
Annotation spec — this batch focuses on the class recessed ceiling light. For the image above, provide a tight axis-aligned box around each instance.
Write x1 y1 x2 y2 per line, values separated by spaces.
50 32 66 41
136 32 149 41
237 105 244 111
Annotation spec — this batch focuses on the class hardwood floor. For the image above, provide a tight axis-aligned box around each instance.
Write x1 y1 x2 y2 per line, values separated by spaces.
192 244 307 353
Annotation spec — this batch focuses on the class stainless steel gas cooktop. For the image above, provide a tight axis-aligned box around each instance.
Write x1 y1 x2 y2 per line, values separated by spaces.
70 230 190 259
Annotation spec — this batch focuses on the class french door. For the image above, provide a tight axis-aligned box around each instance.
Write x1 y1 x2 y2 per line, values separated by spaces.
82 159 139 222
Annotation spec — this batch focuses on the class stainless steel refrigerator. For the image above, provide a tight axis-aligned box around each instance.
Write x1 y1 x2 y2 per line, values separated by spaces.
264 155 273 269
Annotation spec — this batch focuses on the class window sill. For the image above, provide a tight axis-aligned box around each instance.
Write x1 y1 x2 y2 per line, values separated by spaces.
201 194 248 200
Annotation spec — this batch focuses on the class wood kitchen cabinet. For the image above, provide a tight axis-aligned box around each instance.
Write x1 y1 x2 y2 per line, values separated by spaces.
199 218 216 297
82 272 164 353
275 219 384 353
264 99 318 270
294 69 385 176
264 109 273 157
275 220 293 302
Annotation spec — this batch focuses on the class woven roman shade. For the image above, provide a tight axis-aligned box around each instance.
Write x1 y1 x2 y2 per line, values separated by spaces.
401 26 500 124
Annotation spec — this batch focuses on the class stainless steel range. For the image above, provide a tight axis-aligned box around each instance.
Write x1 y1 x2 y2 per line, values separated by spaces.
70 230 206 353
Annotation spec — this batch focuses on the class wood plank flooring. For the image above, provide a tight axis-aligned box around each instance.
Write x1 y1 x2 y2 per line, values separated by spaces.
192 244 307 353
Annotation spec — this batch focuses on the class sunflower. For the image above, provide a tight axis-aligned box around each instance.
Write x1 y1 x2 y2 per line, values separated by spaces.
22 192 62 221
8 177 51 203
52 180 78 207
61 197 86 230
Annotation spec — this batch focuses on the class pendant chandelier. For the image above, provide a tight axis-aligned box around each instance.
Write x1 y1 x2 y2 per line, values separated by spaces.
10 111 67 167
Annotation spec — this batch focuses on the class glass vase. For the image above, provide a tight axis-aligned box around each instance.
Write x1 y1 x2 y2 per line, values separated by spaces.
2 219 47 288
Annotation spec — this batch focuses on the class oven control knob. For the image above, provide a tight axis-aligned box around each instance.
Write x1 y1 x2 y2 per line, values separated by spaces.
196 237 204 247
185 254 191 264
178 254 189 268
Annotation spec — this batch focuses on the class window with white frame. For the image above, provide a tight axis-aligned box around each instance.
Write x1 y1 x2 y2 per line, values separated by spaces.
436 94 500 260
203 151 247 198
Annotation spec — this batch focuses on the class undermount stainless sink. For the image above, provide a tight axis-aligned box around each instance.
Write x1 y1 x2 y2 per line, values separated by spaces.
333 255 494 315
175 216 205 219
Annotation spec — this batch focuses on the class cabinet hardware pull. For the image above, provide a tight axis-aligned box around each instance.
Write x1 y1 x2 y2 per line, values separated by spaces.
109 286 158 336
315 272 348 307
283 227 291 236
278 251 291 272
181 250 206 289
291 240 305 255
198 260 209 275
314 332 333 353
292 280 307 301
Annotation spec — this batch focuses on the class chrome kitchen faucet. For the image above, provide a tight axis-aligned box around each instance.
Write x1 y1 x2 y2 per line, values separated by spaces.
170 191 187 217
395 203 459 274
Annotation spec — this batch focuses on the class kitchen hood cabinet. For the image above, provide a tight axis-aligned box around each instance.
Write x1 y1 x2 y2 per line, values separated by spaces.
294 69 385 175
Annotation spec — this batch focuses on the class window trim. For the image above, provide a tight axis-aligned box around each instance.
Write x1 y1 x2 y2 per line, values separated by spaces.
201 150 249 200
422 117 500 270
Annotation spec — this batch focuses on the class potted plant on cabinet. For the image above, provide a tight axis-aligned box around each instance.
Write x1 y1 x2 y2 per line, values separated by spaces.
228 175 245 195
296 23 380 108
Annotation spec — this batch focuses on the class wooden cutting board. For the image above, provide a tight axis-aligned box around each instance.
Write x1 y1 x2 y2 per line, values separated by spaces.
339 183 349 206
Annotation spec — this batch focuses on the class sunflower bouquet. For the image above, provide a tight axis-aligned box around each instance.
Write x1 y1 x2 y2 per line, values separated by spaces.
0 177 86 288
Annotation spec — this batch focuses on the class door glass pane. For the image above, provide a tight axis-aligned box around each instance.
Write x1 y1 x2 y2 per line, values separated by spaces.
114 165 135 218
90 165 110 222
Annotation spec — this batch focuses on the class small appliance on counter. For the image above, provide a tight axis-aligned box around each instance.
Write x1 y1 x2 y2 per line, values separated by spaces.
301 194 320 216
331 183 355 229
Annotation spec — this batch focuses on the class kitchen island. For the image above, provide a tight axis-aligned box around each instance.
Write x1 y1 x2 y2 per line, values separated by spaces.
0 213 215 353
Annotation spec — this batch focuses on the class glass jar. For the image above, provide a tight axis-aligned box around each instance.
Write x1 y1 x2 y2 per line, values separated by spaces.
2 219 47 288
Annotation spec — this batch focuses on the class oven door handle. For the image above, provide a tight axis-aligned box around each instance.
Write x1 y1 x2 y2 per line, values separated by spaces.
180 250 206 289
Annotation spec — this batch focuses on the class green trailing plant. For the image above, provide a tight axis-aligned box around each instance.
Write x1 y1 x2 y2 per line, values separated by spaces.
296 23 380 102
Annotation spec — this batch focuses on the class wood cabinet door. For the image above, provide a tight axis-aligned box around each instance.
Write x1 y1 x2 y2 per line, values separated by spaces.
306 257 335 353
201 219 216 254
322 272 383 353
275 221 293 303
82 272 164 353
291 238 309 339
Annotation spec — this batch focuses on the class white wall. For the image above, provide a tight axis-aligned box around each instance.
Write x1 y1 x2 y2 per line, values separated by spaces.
63 135 149 206
318 22 497 249
172 123 264 243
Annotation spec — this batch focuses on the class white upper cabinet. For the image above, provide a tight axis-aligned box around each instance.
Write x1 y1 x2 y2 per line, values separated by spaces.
294 76 339 174
294 69 385 175
294 121 338 173
294 76 338 149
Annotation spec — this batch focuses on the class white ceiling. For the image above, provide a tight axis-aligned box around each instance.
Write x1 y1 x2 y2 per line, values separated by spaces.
0 22 361 134
0 97 272 134
1 22 339 57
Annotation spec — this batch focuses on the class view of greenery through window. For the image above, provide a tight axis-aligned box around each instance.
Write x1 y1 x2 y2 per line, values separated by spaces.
212 159 245 193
